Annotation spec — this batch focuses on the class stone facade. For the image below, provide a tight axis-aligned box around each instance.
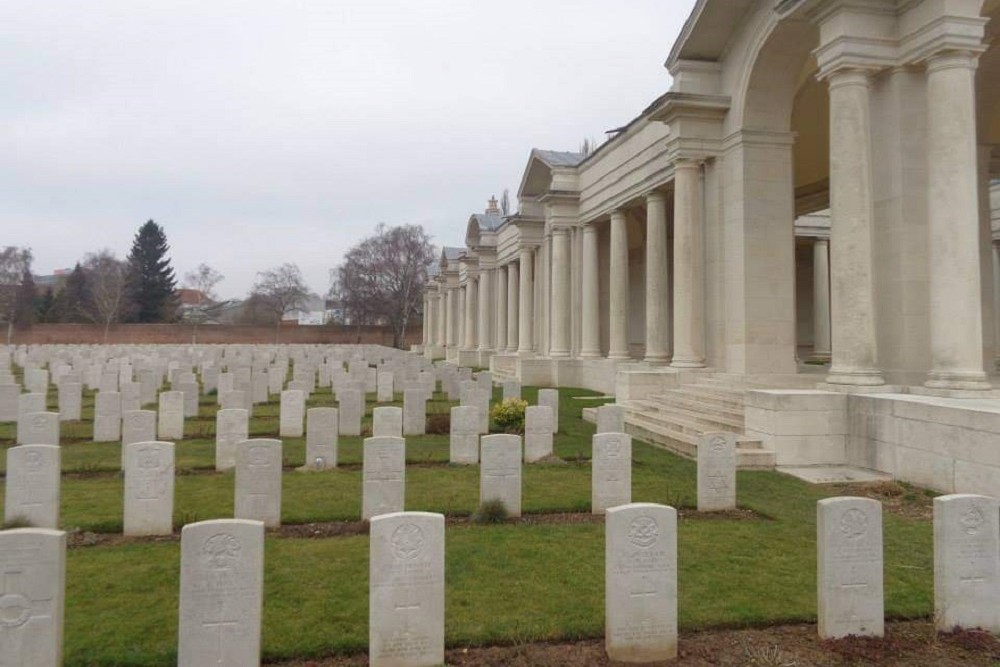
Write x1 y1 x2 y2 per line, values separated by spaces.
420 0 1000 497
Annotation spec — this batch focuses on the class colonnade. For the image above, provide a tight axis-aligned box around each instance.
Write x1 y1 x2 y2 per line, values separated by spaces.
419 21 994 391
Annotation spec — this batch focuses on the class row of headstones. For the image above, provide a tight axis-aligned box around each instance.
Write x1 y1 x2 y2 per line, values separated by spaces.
6 421 734 534
0 345 434 426
10 493 999 666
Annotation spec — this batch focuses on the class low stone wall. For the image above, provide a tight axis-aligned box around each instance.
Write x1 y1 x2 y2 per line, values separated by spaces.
10 323 420 346
746 388 1000 495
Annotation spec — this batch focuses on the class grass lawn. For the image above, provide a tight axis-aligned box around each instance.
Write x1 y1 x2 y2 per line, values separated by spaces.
0 383 935 666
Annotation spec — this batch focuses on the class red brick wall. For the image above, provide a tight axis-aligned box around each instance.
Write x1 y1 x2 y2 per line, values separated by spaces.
11 323 422 346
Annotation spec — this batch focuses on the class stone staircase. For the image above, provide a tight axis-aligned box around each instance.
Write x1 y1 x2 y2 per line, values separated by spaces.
595 374 777 469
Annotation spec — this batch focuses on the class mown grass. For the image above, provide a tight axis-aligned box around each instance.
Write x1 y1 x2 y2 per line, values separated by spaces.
1 383 935 666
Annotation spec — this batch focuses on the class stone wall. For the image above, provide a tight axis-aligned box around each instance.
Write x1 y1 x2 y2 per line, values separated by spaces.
10 323 420 346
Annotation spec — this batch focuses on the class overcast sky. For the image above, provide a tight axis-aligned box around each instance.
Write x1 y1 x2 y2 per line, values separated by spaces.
1 0 696 299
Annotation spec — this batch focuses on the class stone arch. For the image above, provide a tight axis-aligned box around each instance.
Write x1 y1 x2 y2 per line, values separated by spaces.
716 5 825 374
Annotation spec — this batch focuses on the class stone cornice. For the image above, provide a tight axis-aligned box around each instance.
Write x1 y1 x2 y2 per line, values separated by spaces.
647 92 731 124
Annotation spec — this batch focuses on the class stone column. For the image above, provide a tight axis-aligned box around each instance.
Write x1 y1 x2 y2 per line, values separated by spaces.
993 242 1000 369
645 191 670 363
421 294 429 346
608 210 630 360
507 262 519 352
671 160 706 368
436 289 446 347
813 238 832 359
464 277 478 350
518 248 534 354
825 69 884 386
478 271 491 351
496 266 508 352
550 228 571 357
445 287 456 348
426 293 435 347
458 286 466 350
925 52 989 390
581 224 601 358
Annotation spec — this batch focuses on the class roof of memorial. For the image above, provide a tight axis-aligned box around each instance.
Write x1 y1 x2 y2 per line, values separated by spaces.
533 149 586 168
470 212 503 231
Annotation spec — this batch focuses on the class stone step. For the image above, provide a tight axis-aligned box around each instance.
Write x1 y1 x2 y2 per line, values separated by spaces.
628 400 744 433
660 386 745 410
632 392 744 422
644 391 743 419
624 415 774 470
623 408 757 447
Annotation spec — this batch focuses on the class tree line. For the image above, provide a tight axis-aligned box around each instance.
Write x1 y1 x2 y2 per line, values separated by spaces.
2 218 440 348
0 220 179 342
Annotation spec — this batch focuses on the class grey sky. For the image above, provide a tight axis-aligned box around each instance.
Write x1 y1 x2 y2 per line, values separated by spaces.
1 0 695 298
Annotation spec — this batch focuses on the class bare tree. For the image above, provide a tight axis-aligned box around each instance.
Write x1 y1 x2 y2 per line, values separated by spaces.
500 188 511 217
330 246 381 342
183 263 225 343
184 263 224 305
250 263 310 341
331 224 435 348
0 247 33 345
81 249 128 342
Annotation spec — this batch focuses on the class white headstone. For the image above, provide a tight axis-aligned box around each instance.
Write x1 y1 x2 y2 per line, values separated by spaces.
402 387 426 436
0 384 19 421
235 439 282 527
502 380 521 400
158 391 185 440
338 389 363 436
216 409 250 472
178 381 200 418
597 404 626 434
362 436 405 520
524 406 553 463
305 407 338 470
219 390 247 414
0 528 66 666
93 391 122 443
376 370 394 403
124 441 175 536
817 497 884 639
178 519 264 667
123 410 157 447
605 503 677 662
480 434 521 517
57 382 81 422
537 388 559 434
697 432 737 512
933 494 1000 632
120 381 142 413
278 390 305 438
5 444 60 529
18 412 59 446
369 512 445 667
373 407 403 438
449 406 480 465
16 393 46 443
592 433 632 515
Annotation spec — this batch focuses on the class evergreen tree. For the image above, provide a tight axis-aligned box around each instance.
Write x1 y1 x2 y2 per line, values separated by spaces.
35 287 56 322
125 220 177 322
14 270 36 325
53 263 89 323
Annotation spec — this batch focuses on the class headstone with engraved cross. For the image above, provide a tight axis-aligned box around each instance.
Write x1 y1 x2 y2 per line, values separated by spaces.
178 519 264 667
0 528 66 666
369 512 444 667
696 432 736 512
480 434 521 517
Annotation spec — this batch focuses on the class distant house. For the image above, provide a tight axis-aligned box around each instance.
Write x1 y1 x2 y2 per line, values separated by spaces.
34 268 72 290
282 294 328 326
